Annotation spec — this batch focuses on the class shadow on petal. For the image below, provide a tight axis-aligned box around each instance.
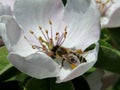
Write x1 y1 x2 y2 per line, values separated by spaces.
8 52 60 79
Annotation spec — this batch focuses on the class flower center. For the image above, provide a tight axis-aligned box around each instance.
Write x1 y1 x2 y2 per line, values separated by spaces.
24 20 87 69
96 0 114 16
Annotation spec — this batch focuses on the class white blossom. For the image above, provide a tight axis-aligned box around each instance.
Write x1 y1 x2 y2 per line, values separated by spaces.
95 0 120 28
0 0 100 83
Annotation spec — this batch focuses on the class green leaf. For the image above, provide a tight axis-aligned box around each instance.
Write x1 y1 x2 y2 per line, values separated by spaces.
0 47 20 82
84 43 96 52
0 47 9 71
95 46 120 74
113 78 120 90
0 64 20 82
99 40 112 48
108 28 120 50
50 78 74 90
100 28 110 41
24 78 74 90
24 78 50 90
72 77 90 90
0 80 22 90
15 73 29 83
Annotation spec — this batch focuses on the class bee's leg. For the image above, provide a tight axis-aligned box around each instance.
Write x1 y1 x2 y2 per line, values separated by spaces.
61 58 65 68
80 56 87 63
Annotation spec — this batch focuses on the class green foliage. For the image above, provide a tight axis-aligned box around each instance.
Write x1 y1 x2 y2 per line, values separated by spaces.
84 43 96 52
95 46 120 74
108 28 120 50
0 80 22 90
113 78 120 90
0 47 21 82
24 78 74 90
0 47 9 71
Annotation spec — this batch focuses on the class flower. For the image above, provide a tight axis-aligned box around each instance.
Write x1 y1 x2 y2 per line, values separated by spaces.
0 0 100 83
95 0 120 28
0 0 16 36
0 0 15 11
0 0 15 16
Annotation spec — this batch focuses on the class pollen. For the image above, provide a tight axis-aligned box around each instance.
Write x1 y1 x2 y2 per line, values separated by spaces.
32 45 36 49
39 26 42 30
49 20 52 25
70 64 77 69
29 30 34 34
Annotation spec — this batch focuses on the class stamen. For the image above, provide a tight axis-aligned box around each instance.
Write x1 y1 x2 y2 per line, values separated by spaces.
39 26 42 30
56 33 64 45
49 20 52 25
64 26 67 38
32 45 36 49
24 36 33 47
29 30 34 34
55 32 59 40
57 26 68 46
24 36 43 50
27 20 68 58
38 26 48 41
39 36 44 42
49 38 54 50
45 29 50 41
49 20 53 42
96 0 114 15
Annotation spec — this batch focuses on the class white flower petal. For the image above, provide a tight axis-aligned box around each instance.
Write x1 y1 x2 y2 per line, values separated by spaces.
1 16 60 79
0 23 9 46
13 0 64 33
0 16 36 56
0 15 21 51
0 0 15 10
0 3 12 16
64 0 90 25
63 3 100 50
56 43 99 83
101 3 120 28
8 52 60 79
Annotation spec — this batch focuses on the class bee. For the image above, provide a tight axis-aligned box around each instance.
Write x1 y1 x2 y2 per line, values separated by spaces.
27 20 95 69
49 45 87 69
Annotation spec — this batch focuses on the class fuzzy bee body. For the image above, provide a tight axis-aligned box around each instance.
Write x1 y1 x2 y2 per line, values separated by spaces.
49 46 87 69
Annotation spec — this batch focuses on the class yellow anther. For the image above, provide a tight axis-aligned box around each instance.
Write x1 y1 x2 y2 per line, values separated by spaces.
96 0 101 3
64 31 67 38
32 45 36 49
50 38 53 42
39 26 42 30
49 20 52 25
39 37 44 42
29 30 34 34
56 32 59 35
45 30 48 34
